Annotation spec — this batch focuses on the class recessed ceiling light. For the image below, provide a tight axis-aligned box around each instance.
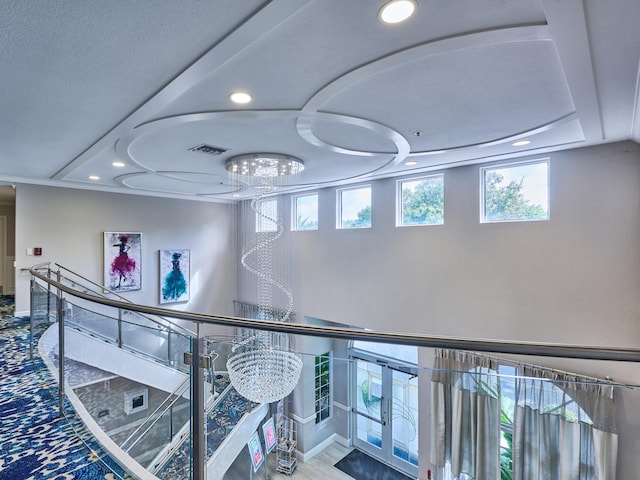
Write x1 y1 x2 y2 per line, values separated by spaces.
89 175 100 181
404 160 418 166
230 91 252 104
112 161 125 168
512 140 531 147
379 0 416 24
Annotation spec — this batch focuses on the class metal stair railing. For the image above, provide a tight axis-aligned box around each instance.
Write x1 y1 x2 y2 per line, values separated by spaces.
34 263 195 373
29 263 640 363
53 262 195 338
30 263 202 479
30 262 640 480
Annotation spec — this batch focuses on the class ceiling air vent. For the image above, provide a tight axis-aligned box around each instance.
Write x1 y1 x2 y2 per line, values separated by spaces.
188 144 228 155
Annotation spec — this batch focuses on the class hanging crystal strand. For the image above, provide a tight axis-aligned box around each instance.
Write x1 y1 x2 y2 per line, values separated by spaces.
226 154 303 404
240 176 294 323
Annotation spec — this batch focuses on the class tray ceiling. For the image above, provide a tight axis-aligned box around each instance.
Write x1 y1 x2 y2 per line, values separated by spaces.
1 0 639 201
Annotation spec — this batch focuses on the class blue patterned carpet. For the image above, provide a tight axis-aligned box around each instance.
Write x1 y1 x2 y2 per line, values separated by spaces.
0 310 129 480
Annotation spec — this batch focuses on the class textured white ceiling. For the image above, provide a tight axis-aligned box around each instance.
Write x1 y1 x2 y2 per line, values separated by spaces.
0 0 639 201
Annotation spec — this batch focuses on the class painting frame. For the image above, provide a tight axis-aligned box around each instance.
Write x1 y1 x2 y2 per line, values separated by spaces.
159 249 190 304
103 232 142 292
247 432 264 472
262 417 276 454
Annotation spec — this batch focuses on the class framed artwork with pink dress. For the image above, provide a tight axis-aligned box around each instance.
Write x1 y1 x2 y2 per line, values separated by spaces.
104 232 142 291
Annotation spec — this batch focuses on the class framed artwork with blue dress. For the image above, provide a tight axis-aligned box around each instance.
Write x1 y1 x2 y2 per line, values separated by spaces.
104 232 142 292
159 249 190 304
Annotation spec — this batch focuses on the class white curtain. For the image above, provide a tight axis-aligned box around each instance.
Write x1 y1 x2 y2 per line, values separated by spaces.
512 366 618 480
430 349 501 480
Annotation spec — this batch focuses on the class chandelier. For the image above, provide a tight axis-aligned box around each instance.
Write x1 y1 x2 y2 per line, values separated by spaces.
225 153 304 404
225 153 305 178
227 332 303 404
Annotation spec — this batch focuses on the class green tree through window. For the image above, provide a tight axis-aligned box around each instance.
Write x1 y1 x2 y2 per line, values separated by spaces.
338 185 371 229
315 352 331 424
344 205 371 228
400 176 444 225
483 161 549 222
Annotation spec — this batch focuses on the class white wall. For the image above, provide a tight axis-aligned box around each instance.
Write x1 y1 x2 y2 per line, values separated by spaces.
285 141 640 379
15 185 236 331
271 141 640 478
291 327 339 454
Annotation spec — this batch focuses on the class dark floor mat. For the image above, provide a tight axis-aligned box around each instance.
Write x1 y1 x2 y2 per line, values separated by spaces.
334 449 414 480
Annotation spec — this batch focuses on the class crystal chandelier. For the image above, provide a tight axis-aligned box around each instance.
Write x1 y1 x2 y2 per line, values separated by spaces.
225 153 304 404
227 332 303 404
225 153 305 178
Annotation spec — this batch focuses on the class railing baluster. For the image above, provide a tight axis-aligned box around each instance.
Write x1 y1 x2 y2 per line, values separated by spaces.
118 309 123 348
47 267 52 320
170 401 174 440
191 335 206 480
56 268 65 417
29 277 35 359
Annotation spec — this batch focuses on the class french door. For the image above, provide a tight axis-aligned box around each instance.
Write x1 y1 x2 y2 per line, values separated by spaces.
351 356 419 478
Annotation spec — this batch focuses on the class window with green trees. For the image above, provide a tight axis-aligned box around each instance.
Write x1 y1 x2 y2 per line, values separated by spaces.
481 160 549 223
292 193 318 231
315 352 331 424
397 174 444 226
337 185 371 229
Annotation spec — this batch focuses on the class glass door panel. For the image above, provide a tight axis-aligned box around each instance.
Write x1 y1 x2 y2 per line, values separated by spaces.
391 370 419 467
354 360 383 450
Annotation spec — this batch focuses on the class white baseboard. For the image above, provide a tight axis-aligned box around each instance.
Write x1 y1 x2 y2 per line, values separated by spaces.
16 310 30 318
298 433 350 463
333 433 350 448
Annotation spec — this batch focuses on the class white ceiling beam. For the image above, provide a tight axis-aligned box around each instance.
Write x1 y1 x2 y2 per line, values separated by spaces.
541 0 603 142
52 0 315 181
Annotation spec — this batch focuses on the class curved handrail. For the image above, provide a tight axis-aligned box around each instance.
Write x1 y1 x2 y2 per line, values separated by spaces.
49 263 196 338
56 262 136 303
29 265 640 363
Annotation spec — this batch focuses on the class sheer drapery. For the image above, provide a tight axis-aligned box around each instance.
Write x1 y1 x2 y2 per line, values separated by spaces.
512 366 618 480
430 349 501 479
431 352 618 480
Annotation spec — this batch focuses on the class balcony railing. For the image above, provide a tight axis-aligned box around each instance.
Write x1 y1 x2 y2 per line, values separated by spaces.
28 262 640 480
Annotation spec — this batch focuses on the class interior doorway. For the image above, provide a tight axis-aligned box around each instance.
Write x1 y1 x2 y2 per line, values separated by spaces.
0 185 16 296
